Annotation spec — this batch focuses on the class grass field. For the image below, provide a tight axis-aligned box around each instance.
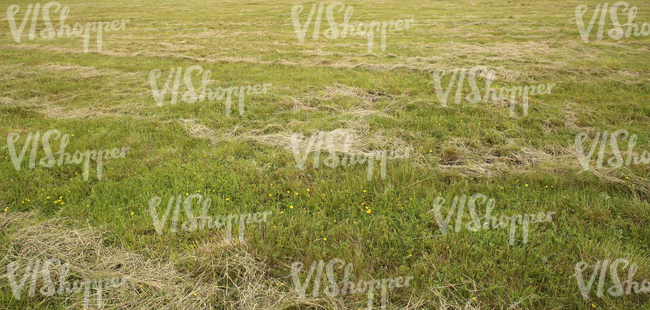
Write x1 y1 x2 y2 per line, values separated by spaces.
1 0 650 309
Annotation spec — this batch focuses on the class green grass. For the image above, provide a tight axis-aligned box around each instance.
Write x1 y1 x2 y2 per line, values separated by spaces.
1 0 650 309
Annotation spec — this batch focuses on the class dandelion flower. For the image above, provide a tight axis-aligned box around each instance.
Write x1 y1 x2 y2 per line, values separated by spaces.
290 205 293 209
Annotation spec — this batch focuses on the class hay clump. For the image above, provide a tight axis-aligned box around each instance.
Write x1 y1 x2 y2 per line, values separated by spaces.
0 213 287 309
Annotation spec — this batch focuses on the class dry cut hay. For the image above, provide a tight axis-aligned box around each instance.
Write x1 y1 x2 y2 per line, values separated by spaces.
179 118 418 166
40 103 147 120
0 212 288 309
40 63 139 80
437 137 575 178
0 61 146 120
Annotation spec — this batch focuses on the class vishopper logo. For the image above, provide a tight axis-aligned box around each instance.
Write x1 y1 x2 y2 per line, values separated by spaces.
574 129 650 170
2 1 129 52
428 193 556 245
290 130 412 181
148 193 272 244
291 258 413 309
575 2 649 43
1 129 130 181
290 2 414 53
575 259 650 300
149 65 271 116
430 66 556 117
6 258 129 309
